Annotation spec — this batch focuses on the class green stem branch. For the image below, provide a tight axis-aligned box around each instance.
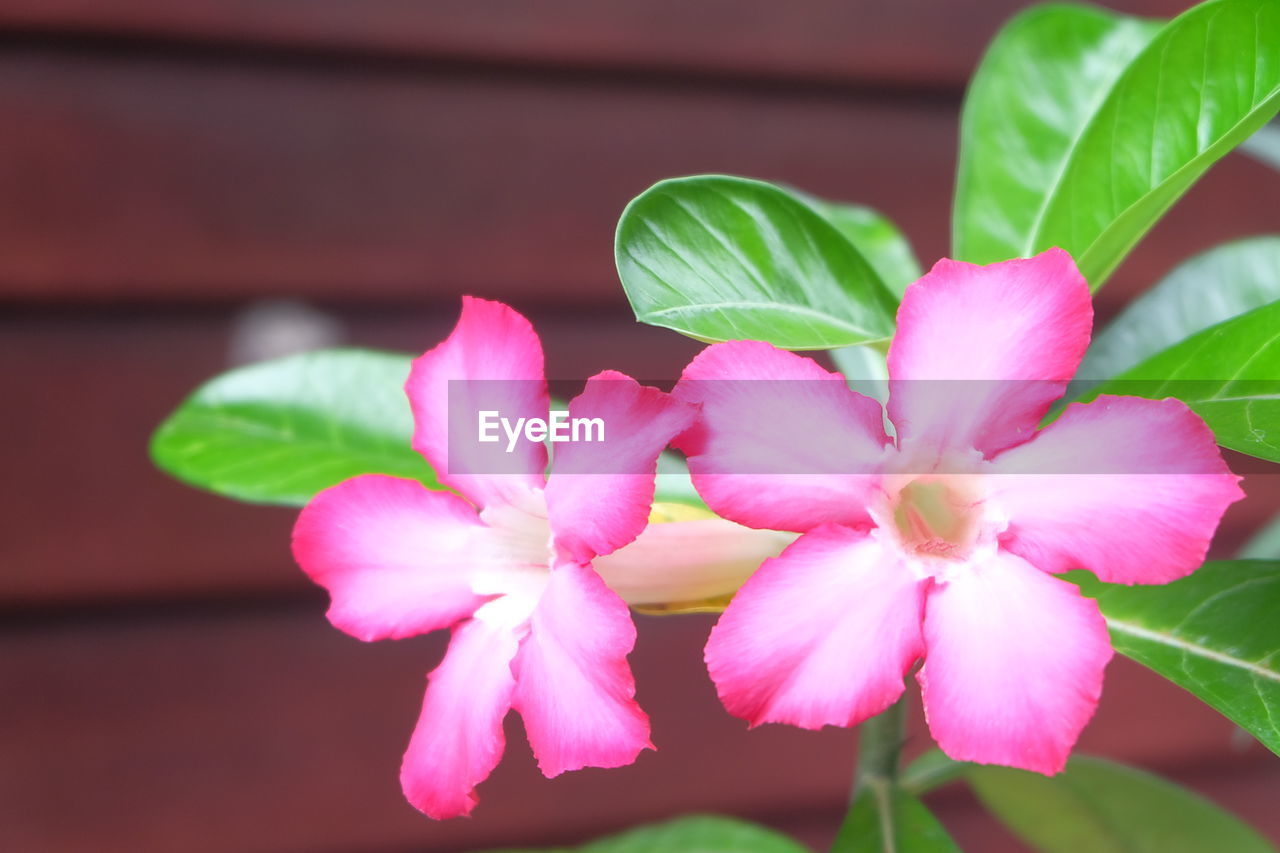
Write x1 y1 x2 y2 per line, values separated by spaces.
831 698 907 852
854 698 906 797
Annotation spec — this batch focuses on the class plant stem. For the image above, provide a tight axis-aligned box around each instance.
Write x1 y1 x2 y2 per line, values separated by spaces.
830 699 907 852
854 697 906 798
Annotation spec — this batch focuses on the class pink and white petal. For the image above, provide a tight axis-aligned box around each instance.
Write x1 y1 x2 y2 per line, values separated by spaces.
511 562 651 777
705 525 926 730
887 249 1093 460
406 296 550 509
990 396 1243 585
292 475 489 641
400 616 520 819
545 371 697 562
674 341 890 533
592 515 796 606
919 550 1112 774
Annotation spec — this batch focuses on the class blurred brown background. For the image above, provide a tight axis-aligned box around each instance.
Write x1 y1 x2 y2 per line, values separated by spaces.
1 1 1278 851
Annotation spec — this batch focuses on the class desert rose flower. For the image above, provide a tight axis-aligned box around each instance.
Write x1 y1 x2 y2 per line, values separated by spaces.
675 249 1243 773
292 297 785 818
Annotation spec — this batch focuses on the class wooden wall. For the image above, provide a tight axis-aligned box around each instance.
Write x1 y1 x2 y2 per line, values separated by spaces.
2 2 1277 850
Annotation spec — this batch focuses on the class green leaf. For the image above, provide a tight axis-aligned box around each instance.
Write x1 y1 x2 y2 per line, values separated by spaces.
616 175 897 350
969 755 1276 853
954 3 1160 269
1090 300 1280 462
1078 237 1280 386
799 196 922 297
802 198 913 404
1242 119 1280 170
1241 513 1280 559
1075 561 1280 756
481 815 809 853
956 0 1280 289
150 348 437 506
155 352 709 512
900 750 969 796
832 784 961 853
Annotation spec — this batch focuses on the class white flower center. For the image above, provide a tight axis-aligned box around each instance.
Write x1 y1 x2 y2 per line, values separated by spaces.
469 486 555 630
890 477 984 561
872 449 1005 582
890 479 977 558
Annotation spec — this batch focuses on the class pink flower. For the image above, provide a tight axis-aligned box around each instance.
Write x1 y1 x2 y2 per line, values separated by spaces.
291 297 702 818
675 249 1243 773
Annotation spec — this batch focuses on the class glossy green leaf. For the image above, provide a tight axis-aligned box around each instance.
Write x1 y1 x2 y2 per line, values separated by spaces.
806 199 913 404
956 0 1280 289
954 3 1160 268
150 349 438 506
970 755 1276 853
800 195 922 297
1241 513 1280 559
832 784 961 853
1091 300 1280 462
1075 561 1280 755
616 175 897 350
154 350 706 509
1242 120 1280 170
1078 237 1280 386
482 815 808 853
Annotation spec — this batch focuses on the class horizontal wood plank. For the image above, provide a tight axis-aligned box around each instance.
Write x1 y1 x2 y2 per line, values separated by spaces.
0 51 1275 307
0 51 952 304
0 1 1190 89
0 606 1274 852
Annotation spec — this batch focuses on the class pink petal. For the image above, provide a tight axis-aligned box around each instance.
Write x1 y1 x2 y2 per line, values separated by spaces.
406 296 550 509
544 371 697 562
674 341 889 532
292 475 489 641
887 249 1092 460
592 515 795 606
705 525 926 729
990 395 1243 584
511 562 652 777
400 616 520 818
918 550 1113 774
